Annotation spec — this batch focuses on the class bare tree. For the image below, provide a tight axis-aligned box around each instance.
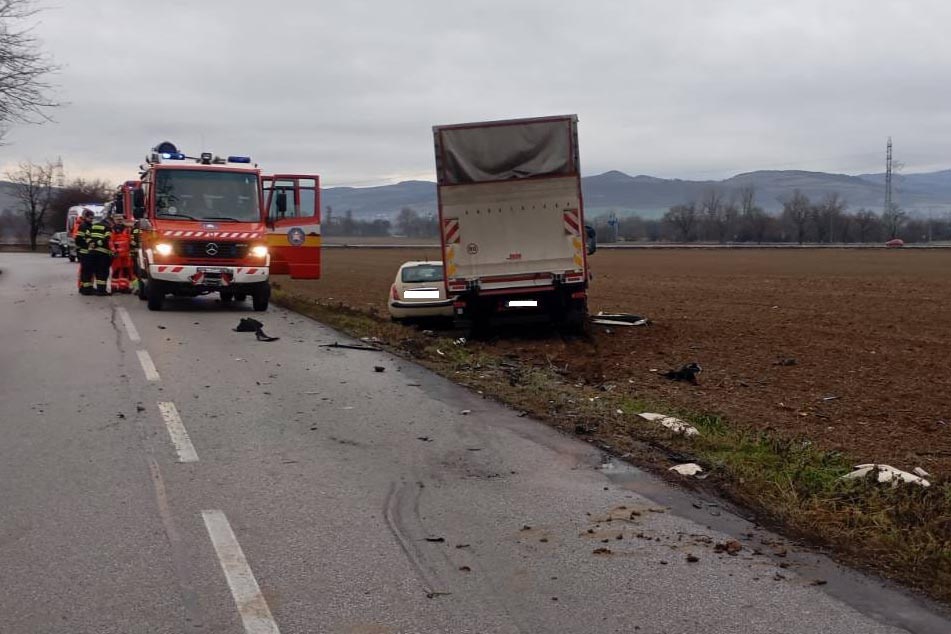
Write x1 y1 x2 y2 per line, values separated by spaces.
0 0 59 142
780 190 811 244
811 193 846 243
882 204 907 240
700 188 726 242
6 159 60 250
663 202 698 242
738 185 756 216
48 177 112 231
853 209 879 243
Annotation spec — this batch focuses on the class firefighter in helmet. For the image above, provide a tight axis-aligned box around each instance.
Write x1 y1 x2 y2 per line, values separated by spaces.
77 209 95 295
84 214 114 295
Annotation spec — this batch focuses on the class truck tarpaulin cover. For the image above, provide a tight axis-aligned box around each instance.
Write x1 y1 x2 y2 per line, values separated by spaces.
434 116 578 185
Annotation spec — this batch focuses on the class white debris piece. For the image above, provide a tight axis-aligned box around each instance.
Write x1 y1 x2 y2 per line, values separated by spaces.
669 463 704 476
840 464 931 488
638 412 700 437
913 467 931 478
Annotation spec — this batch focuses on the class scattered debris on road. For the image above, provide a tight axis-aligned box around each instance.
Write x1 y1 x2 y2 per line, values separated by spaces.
255 329 280 342
714 540 743 556
591 312 650 327
840 464 931 487
669 463 704 476
686 554 700 563
660 363 702 384
374 365 385 372
416 436 433 442
639 412 700 437
775 358 798 366
592 547 613 555
319 341 382 352
424 536 446 543
460 409 471 415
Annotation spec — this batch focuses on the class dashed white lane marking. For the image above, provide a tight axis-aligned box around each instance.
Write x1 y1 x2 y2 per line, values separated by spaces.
157 402 199 463
117 306 140 342
136 349 161 382
201 510 282 634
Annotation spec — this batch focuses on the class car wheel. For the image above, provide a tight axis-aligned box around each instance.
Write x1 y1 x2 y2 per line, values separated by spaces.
146 280 165 311
50 248 56 257
252 283 270 312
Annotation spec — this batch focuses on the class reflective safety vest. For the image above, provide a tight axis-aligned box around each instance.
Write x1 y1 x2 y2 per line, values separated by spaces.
76 220 91 255
85 222 113 256
131 226 141 250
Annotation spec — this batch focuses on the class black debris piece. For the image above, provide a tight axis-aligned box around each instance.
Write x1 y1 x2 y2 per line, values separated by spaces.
661 363 702 384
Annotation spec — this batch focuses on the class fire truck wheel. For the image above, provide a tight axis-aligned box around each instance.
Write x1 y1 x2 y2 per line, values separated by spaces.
219 290 234 303
146 280 165 311
235 293 247 302
251 283 270 312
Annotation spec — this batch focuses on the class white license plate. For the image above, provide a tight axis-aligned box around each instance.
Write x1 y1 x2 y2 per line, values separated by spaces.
507 299 538 308
404 289 440 299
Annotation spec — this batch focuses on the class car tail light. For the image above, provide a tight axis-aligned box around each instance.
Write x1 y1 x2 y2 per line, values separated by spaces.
390 284 399 300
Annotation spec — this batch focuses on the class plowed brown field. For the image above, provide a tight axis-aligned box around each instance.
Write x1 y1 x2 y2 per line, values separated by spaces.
281 248 951 475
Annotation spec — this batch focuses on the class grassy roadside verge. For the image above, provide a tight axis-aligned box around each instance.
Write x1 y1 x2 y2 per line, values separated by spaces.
272 285 951 604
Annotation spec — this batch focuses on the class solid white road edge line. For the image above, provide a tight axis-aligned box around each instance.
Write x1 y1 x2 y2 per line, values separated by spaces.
157 402 199 463
136 349 160 382
117 306 140 342
202 510 282 634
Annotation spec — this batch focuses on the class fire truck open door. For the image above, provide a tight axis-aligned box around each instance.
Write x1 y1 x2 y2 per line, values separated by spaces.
263 174 321 279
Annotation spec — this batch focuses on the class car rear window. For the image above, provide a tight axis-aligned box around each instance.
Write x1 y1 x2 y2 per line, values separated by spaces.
401 264 443 283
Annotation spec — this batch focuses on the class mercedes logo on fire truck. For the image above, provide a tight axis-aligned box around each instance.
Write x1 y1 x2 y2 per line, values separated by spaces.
205 242 219 256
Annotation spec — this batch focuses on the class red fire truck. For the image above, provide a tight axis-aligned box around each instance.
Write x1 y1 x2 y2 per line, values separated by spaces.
127 142 321 311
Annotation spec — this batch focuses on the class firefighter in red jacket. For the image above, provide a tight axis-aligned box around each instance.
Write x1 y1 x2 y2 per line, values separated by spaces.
110 219 133 293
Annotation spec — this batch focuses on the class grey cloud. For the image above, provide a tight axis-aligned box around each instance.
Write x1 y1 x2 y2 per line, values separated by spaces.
3 0 950 185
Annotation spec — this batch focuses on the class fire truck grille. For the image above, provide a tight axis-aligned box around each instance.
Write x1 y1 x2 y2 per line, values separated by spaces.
177 241 248 259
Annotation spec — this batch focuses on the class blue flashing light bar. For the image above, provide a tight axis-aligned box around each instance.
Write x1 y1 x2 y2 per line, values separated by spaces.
227 156 252 163
161 152 186 160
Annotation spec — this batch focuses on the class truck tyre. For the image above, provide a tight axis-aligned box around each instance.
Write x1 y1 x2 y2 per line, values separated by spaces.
252 283 270 312
220 290 234 303
235 293 248 302
146 280 165 311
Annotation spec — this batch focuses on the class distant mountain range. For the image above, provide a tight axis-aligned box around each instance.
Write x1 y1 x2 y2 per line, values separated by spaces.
4 168 949 225
322 169 951 220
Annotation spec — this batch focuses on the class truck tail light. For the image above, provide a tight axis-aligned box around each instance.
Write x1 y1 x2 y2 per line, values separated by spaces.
571 291 587 299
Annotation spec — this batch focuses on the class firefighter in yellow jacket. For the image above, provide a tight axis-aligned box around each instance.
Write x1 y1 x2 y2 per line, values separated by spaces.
84 216 114 295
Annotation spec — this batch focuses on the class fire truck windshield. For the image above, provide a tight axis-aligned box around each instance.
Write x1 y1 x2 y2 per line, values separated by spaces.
154 170 260 222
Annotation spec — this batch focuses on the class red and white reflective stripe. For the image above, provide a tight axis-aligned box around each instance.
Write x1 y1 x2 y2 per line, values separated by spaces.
442 218 460 244
161 231 260 239
235 268 261 274
563 208 581 236
448 281 467 292
157 266 185 273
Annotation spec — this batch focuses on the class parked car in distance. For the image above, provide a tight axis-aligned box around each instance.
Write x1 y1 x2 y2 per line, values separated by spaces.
49 232 69 258
885 238 904 248
388 261 454 322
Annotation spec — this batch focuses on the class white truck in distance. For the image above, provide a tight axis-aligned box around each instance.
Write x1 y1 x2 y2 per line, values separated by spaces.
433 115 595 331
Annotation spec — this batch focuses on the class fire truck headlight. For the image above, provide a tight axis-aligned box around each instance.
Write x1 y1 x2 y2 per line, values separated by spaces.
251 245 268 257
155 243 173 256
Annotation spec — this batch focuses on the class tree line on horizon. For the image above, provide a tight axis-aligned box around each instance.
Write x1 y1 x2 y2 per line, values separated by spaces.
595 186 951 244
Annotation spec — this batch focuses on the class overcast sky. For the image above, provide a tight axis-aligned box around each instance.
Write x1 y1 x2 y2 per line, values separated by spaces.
2 0 949 187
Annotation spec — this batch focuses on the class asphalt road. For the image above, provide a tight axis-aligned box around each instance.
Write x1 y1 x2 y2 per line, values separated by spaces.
1 252 948 634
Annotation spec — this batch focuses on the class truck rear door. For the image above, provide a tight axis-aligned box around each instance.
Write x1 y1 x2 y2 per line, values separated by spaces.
263 174 321 279
433 116 586 292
